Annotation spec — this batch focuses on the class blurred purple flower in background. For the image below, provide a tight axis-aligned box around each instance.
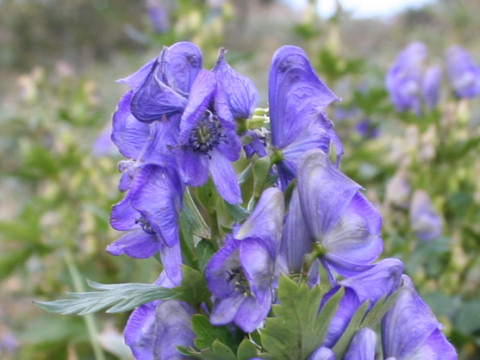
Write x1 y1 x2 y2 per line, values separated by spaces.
146 0 170 34
446 45 480 98
409 190 443 241
422 65 442 110
386 42 427 114
382 275 457 360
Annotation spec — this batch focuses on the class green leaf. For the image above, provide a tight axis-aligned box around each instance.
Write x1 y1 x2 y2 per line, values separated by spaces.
260 276 341 360
237 338 259 360
35 280 177 315
192 314 236 351
182 188 211 239
0 246 35 280
224 202 250 222
172 266 210 306
454 300 480 335
181 340 238 360
196 239 217 273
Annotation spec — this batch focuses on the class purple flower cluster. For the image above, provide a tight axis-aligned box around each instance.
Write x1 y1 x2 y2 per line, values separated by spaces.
107 42 456 359
387 42 480 112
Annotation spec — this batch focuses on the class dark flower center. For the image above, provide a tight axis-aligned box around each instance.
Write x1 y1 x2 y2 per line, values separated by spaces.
135 217 156 236
227 266 251 296
189 112 223 154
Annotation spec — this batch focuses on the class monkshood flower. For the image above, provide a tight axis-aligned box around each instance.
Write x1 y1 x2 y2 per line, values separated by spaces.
284 149 383 280
422 65 442 110
409 190 443 241
321 259 404 348
386 42 427 114
344 327 377 360
206 187 284 332
130 44 258 203
446 45 480 98
242 128 268 158
124 272 196 360
268 45 342 190
107 161 184 285
382 275 457 360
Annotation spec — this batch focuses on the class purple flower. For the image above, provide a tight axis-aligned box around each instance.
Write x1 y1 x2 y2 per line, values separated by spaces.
422 65 442 110
344 327 377 360
382 275 457 360
409 190 443 241
268 45 342 189
206 188 284 332
285 149 383 279
124 272 196 360
107 162 184 285
242 128 269 158
446 45 480 98
307 346 335 360
321 259 404 348
146 0 170 34
386 42 427 114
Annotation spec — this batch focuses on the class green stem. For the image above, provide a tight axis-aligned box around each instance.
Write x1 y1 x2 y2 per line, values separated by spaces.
64 249 106 360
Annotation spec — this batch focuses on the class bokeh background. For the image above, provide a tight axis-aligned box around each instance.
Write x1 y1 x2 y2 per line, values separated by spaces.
1 0 479 359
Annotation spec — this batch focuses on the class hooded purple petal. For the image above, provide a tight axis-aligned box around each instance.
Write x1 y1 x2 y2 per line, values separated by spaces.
208 149 242 204
344 328 377 360
446 45 480 98
129 164 184 247
297 149 361 240
118 58 156 91
213 48 259 119
269 45 340 149
382 275 457 360
162 41 202 94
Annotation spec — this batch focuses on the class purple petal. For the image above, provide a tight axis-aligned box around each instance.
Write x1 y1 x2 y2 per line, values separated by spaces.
240 238 274 302
124 301 158 360
307 346 335 360
118 58 156 91
322 193 383 276
162 41 202 94
210 293 246 326
216 127 242 162
130 165 183 247
235 187 284 244
178 70 217 144
213 48 259 119
269 45 340 149
297 149 361 240
110 194 139 231
159 240 183 286
208 150 242 204
153 300 196 359
406 328 457 360
322 287 360 348
176 147 209 187
382 275 456 360
206 236 241 298
106 229 159 258
344 328 377 360
234 290 272 333
339 258 404 305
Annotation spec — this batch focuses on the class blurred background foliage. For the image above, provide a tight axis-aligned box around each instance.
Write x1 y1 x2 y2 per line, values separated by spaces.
0 0 479 359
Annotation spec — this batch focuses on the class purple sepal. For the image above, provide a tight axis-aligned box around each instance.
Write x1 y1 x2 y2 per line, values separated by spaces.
307 346 335 360
106 229 159 258
422 65 442 110
382 275 457 360
446 45 480 98
344 328 377 360
213 48 259 120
